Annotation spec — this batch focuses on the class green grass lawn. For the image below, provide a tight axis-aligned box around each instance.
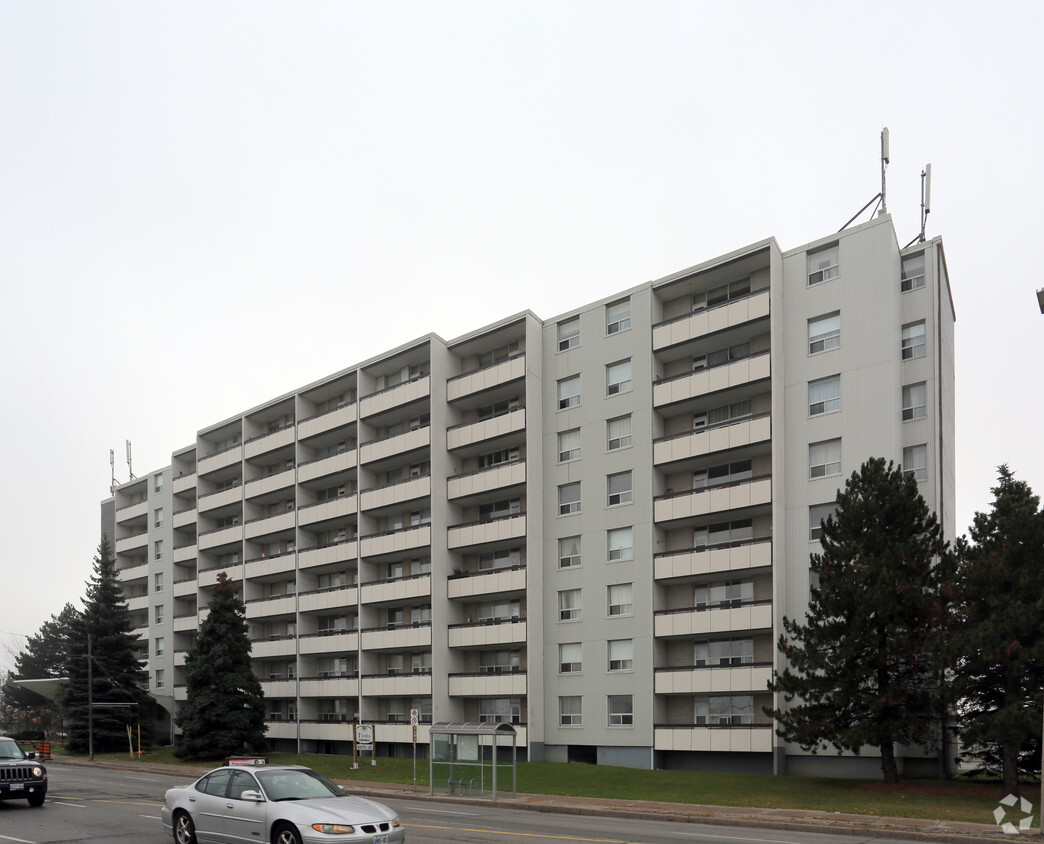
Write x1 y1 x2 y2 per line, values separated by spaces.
59 744 1037 829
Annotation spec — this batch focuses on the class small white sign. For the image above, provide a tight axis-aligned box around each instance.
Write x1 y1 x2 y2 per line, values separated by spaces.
410 708 419 726
355 724 374 744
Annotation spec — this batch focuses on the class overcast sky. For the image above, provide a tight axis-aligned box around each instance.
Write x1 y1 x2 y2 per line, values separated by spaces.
2 1 1041 673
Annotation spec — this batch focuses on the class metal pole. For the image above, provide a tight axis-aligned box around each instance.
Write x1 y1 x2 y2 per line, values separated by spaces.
88 634 94 762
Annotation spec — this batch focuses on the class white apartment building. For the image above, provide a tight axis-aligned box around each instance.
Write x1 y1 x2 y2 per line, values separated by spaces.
101 213 954 776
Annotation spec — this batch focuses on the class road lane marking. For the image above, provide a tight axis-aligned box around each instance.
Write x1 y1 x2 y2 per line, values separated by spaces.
0 834 38 844
406 823 628 842
678 834 804 844
141 814 163 820
48 801 86 808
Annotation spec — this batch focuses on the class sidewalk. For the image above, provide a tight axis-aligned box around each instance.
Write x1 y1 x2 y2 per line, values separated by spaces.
47 756 1028 843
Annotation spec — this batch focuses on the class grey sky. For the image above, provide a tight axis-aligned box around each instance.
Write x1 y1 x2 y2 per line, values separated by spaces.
2 1 1041 671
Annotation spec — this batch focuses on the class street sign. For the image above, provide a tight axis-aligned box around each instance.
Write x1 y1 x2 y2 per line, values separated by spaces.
410 709 419 726
356 724 374 744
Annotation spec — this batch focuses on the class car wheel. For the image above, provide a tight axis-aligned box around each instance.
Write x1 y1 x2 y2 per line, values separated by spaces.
27 793 46 807
173 811 198 844
273 822 303 844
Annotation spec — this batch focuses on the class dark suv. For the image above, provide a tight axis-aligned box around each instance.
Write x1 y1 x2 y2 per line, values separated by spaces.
0 737 47 807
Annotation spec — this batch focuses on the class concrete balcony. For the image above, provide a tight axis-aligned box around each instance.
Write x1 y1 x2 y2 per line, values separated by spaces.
172 543 197 564
653 289 770 352
198 524 244 551
265 721 299 740
245 595 297 620
245 511 296 541
448 514 526 550
172 614 198 633
174 686 188 702
244 425 295 460
197 564 241 587
654 664 773 695
299 677 359 698
198 486 242 513
173 651 188 667
448 461 526 501
244 469 295 500
198 444 242 476
447 407 525 451
654 725 772 753
360 624 432 652
261 678 299 698
299 495 358 527
448 619 527 648
447 354 526 402
654 539 772 581
654 415 771 466
360 375 431 419
298 541 357 570
360 525 431 559
300 720 359 742
172 508 197 530
298 450 357 484
360 575 431 607
251 638 300 659
115 532 148 554
126 594 149 612
299 587 359 614
115 500 147 524
361 673 432 697
173 472 197 495
654 477 771 524
173 578 197 598
360 426 430 466
360 476 430 512
244 553 296 580
117 562 149 584
298 403 356 441
448 567 526 601
653 353 771 408
654 601 772 638
299 631 358 655
449 672 527 697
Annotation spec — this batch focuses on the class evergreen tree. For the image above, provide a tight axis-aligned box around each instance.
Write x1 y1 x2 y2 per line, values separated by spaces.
949 465 1044 796
768 457 948 783
6 603 79 732
61 537 151 753
175 572 266 759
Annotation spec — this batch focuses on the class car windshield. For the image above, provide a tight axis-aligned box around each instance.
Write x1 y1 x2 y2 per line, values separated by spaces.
255 769 342 801
0 739 26 760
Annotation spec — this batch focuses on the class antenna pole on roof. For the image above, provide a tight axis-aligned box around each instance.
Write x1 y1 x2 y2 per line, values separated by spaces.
879 127 890 216
919 163 932 242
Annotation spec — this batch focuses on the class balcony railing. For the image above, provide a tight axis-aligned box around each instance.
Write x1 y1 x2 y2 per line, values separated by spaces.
654 597 772 617
654 473 771 503
653 287 762 330
653 411 770 445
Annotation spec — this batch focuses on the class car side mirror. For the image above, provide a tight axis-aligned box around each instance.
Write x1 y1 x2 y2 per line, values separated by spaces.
240 790 265 802
26 752 37 760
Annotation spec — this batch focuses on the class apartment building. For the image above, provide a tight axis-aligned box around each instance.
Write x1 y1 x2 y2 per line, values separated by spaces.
101 212 954 776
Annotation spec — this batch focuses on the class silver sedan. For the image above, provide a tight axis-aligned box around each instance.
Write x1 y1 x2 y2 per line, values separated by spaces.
161 764 405 844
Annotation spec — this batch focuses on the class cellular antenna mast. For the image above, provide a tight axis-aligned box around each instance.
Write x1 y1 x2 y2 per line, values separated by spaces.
838 126 889 232
126 439 136 481
903 162 933 249
110 449 117 493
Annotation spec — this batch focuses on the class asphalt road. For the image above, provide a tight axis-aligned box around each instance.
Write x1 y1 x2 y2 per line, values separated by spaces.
0 763 939 844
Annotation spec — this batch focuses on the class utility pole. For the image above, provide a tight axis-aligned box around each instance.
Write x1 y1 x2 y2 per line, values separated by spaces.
88 634 94 762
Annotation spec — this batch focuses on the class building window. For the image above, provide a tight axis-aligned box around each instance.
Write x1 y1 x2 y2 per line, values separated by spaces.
693 459 752 490
607 527 633 562
559 643 582 674
558 376 580 410
559 536 581 569
808 313 840 354
693 278 750 313
693 518 753 548
607 471 632 506
558 429 580 462
694 638 753 667
807 244 839 285
809 503 835 541
607 415 632 450
558 483 581 516
694 400 751 430
606 299 631 334
606 359 632 395
809 439 841 479
154 604 164 624
695 694 754 725
154 669 165 689
478 548 520 571
903 444 928 481
558 317 580 351
479 498 521 521
694 579 753 609
154 636 165 657
608 583 633 617
809 375 840 416
480 649 520 674
902 321 926 359
479 698 521 724
901 253 925 292
154 473 164 492
559 696 582 726
608 694 633 726
478 599 520 622
478 448 517 468
902 383 927 421
477 396 519 420
607 638 634 672
558 589 581 622
154 573 164 593
477 341 520 368
154 540 163 561
153 508 164 530
693 341 750 372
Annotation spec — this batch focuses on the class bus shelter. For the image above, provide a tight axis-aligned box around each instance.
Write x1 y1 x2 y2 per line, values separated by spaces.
428 721 517 799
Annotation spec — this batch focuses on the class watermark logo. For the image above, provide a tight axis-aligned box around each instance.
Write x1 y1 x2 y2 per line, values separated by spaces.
994 794 1034 835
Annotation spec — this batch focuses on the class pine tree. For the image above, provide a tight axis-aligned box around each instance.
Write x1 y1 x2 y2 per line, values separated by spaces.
768 457 949 783
61 538 151 753
175 572 267 759
949 465 1044 797
7 603 79 733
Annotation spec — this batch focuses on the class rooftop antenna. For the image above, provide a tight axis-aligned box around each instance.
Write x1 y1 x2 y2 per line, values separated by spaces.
126 439 136 481
109 449 117 494
838 126 889 232
903 162 933 249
